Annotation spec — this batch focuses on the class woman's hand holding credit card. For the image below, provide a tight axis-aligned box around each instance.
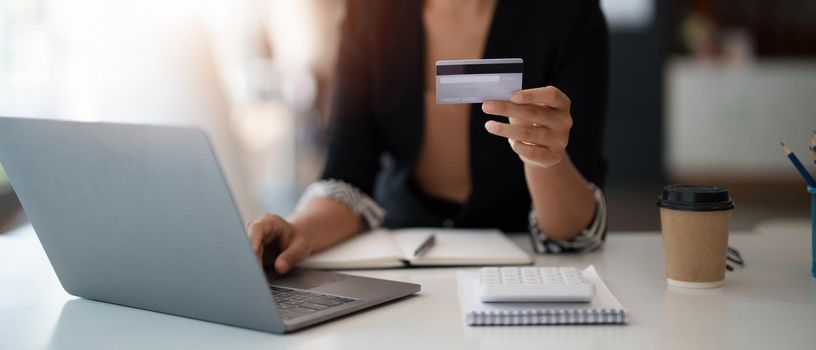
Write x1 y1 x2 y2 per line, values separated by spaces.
435 58 573 169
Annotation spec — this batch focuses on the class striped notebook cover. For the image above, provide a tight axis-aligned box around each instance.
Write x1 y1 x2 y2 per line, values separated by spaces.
456 265 628 326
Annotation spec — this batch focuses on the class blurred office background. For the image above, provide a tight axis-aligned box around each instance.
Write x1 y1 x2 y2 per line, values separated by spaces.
1 0 814 233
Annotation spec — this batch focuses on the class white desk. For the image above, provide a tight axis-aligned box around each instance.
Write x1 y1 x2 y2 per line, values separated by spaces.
1 223 814 350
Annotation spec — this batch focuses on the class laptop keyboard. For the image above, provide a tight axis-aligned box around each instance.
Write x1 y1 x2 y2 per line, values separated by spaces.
270 285 356 320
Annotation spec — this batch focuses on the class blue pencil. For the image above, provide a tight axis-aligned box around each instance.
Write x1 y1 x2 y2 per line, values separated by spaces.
781 142 816 187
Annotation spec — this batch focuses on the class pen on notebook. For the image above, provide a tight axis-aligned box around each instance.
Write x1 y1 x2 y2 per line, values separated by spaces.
413 233 437 258
781 142 816 187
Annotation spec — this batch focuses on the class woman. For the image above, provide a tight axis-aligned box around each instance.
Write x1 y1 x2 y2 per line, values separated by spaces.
249 0 609 274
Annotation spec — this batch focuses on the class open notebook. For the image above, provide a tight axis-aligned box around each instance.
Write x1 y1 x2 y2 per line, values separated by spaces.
298 228 532 269
457 265 628 325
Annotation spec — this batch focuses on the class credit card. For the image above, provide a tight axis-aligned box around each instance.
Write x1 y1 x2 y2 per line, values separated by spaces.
435 58 523 104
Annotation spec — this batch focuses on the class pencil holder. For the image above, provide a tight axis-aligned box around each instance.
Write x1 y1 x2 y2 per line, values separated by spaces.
810 186 815 278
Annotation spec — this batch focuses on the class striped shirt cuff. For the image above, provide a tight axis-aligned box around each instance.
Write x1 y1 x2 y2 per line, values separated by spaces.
528 183 608 254
298 179 386 229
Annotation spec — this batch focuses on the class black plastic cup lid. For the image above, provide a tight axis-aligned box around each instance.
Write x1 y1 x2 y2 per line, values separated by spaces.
657 185 735 211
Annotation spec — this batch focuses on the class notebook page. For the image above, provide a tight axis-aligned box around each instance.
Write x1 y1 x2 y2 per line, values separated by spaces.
394 228 532 266
298 230 405 269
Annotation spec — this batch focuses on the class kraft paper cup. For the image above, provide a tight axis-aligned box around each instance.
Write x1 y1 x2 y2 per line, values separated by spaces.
658 185 735 288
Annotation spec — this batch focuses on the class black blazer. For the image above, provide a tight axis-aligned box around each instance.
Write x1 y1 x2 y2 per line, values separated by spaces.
320 0 608 232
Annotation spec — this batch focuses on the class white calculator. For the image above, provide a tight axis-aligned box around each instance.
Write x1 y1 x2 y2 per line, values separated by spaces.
479 266 595 302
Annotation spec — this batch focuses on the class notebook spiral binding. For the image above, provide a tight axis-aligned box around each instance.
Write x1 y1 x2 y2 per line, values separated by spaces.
466 308 628 326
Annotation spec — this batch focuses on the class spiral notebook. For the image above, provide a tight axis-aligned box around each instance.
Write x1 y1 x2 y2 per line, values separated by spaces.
457 265 628 325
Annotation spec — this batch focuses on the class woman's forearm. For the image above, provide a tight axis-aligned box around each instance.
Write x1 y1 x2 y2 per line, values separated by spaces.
481 86 597 240
288 198 364 253
525 156 596 241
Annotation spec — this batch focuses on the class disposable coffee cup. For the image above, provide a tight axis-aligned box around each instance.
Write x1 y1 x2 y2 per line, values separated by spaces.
657 185 735 288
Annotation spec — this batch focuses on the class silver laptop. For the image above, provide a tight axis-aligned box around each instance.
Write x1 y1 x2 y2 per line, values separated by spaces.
0 116 420 333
